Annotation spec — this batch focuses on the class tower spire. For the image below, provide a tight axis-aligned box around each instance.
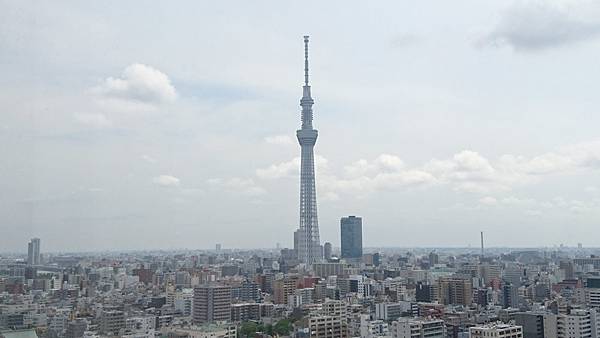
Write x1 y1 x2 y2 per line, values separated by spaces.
304 35 310 86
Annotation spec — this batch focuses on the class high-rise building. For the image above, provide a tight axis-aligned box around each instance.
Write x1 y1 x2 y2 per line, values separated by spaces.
239 280 260 302
476 288 489 307
514 312 557 338
323 242 332 261
193 284 232 324
295 35 321 264
230 303 262 322
273 276 299 304
503 283 520 309
416 282 435 303
340 216 362 259
480 263 502 286
429 251 439 265
27 238 40 265
557 309 592 338
100 310 125 336
438 277 473 306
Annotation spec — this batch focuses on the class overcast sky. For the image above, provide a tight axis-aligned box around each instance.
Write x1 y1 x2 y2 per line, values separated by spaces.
2 0 600 252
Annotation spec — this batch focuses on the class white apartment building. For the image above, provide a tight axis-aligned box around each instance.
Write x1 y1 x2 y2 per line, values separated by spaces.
469 323 523 338
391 318 445 338
558 309 592 338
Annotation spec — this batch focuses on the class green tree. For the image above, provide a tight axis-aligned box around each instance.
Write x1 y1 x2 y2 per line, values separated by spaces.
264 324 274 336
274 319 293 336
239 322 258 338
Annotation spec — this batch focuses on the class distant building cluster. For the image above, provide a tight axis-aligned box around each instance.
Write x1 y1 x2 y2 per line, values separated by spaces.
2 237 600 338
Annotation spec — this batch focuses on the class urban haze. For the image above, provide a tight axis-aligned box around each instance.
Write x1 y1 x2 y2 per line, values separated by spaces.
3 2 600 338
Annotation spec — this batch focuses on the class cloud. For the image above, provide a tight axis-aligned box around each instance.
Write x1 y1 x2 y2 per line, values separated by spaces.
141 155 157 163
480 196 498 206
73 112 112 129
425 151 502 193
344 154 405 177
256 154 433 198
264 134 294 145
256 157 299 179
256 155 329 180
585 186 598 193
479 1 600 51
427 140 600 193
254 138 600 197
320 168 436 197
207 177 266 196
476 194 599 216
94 63 177 104
153 175 180 187
390 33 420 48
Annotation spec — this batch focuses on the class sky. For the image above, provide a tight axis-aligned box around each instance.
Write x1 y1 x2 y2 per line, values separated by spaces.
2 0 600 252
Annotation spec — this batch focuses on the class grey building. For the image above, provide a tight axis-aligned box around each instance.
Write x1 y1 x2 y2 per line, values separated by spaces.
27 238 40 265
416 282 435 303
323 242 332 261
503 283 520 309
340 216 362 259
65 319 87 338
514 312 557 338
100 310 125 336
240 280 260 302
193 284 232 324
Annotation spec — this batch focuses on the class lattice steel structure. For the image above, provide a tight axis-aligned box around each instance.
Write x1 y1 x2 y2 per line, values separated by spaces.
296 35 321 264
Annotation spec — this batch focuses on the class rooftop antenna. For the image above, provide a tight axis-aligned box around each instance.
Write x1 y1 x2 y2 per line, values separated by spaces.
304 35 310 86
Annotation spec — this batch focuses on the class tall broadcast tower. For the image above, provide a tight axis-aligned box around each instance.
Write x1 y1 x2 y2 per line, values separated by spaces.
295 35 321 264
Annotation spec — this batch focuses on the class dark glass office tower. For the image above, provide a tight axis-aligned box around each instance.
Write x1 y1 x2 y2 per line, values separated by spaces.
340 216 362 259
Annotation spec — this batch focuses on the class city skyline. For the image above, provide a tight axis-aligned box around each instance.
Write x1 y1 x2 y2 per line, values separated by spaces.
4 3 600 338
2 1 600 252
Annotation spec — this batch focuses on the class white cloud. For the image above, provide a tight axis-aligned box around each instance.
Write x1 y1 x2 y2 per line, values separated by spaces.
208 177 266 196
254 138 600 197
425 150 503 193
153 175 180 187
256 155 329 180
264 134 294 145
475 194 599 216
390 33 420 48
344 154 404 177
73 112 112 128
479 1 600 51
321 191 340 201
256 157 299 179
141 155 157 163
94 63 177 105
319 169 436 197
256 154 433 198
480 196 498 206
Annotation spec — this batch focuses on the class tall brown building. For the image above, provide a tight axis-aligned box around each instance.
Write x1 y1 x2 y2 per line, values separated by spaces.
273 276 299 304
438 277 473 306
193 284 232 324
